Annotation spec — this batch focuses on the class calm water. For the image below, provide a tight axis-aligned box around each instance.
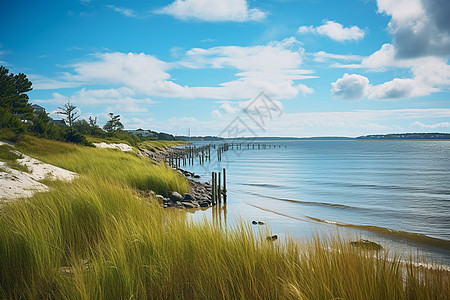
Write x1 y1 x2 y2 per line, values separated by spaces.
184 140 450 265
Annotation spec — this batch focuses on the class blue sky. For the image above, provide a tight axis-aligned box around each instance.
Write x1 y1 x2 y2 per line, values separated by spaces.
1 0 449 137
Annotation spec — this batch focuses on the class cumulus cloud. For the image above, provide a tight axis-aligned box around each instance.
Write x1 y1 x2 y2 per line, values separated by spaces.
331 73 370 100
182 37 315 99
298 21 365 42
377 0 450 58
33 38 315 101
156 0 267 22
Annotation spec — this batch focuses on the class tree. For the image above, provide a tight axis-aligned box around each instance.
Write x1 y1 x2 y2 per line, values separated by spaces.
57 101 79 133
0 66 33 131
103 113 124 132
88 116 98 128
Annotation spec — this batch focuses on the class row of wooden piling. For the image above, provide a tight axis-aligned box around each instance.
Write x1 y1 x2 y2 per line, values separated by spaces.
166 143 286 168
211 168 227 205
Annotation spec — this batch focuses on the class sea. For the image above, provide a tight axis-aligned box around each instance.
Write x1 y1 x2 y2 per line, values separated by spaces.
182 140 450 266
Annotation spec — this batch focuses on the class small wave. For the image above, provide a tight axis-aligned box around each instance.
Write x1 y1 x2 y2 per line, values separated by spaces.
242 183 285 188
249 192 361 210
306 216 450 251
246 203 314 223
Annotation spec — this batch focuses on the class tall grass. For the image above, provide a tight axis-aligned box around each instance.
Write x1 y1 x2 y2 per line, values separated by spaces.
139 140 188 151
0 136 448 299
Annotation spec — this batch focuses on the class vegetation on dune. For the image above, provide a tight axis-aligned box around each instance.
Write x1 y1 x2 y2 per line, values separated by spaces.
0 136 448 299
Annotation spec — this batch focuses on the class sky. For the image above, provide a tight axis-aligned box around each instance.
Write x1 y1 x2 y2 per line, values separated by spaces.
1 0 450 137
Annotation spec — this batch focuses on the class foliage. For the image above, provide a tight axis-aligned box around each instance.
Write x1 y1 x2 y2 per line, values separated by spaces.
57 101 79 133
103 113 124 132
0 66 33 118
0 66 34 132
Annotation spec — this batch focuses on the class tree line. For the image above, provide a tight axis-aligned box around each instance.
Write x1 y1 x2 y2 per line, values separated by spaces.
0 66 183 145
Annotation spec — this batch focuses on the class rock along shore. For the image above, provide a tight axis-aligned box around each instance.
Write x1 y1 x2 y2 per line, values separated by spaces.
138 146 213 210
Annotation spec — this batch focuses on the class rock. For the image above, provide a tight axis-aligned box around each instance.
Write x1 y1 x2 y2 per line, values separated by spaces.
184 193 194 201
257 221 265 225
182 202 197 209
267 235 278 241
350 239 383 251
175 201 185 209
193 175 201 178
198 201 209 208
252 221 257 225
170 191 183 202
156 195 165 203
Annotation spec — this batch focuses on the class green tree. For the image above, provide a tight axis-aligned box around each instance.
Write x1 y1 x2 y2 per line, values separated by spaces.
57 101 79 134
30 110 51 136
0 66 33 131
103 113 124 132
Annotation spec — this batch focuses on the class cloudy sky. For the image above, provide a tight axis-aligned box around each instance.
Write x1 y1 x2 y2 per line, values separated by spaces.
1 0 450 137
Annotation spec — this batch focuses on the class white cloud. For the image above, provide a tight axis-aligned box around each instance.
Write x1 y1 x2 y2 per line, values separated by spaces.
107 5 137 18
32 38 315 100
34 87 155 113
377 0 450 58
331 73 370 100
313 51 364 63
156 0 267 22
182 37 315 99
411 121 450 129
369 78 434 100
298 21 365 42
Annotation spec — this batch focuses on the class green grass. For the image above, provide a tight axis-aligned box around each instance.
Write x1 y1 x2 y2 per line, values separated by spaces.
0 135 448 299
139 140 188 151
0 144 30 173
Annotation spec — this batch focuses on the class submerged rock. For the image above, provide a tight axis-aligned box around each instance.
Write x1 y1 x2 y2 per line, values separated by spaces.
252 221 257 225
350 239 383 251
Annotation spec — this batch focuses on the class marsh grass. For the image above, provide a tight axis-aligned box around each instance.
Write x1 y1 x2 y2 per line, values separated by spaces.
0 136 448 299
0 144 30 173
139 140 188 151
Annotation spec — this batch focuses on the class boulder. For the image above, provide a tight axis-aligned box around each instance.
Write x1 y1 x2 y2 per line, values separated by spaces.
198 201 209 208
175 201 185 209
182 201 198 209
170 191 183 202
184 193 195 201
156 195 165 203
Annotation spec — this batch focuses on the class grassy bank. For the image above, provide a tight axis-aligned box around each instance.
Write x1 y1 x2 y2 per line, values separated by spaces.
0 136 448 299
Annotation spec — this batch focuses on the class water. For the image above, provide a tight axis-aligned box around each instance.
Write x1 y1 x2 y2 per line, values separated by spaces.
183 140 450 265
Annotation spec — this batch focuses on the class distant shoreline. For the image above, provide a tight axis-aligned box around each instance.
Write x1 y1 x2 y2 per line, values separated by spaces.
187 133 450 142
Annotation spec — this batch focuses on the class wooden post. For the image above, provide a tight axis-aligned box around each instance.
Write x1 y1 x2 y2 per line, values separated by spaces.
218 171 221 204
223 168 227 203
212 172 216 205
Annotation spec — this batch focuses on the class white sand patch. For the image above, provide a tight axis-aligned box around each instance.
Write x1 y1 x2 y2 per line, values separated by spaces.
93 142 133 152
16 154 77 181
0 144 78 200
0 162 48 200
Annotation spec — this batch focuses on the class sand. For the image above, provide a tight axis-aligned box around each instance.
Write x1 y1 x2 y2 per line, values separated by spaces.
93 142 133 152
0 141 77 201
